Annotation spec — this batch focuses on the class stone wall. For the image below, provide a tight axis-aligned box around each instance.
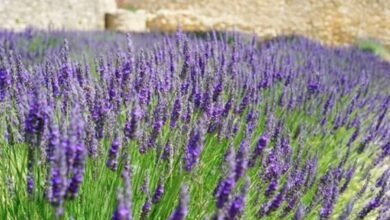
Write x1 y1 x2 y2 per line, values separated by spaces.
106 9 147 32
119 0 390 47
0 0 389 48
0 0 117 31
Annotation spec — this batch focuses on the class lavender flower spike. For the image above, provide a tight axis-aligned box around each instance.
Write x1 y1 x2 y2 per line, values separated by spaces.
357 186 386 219
169 184 189 220
249 133 269 167
170 94 182 127
215 175 235 209
234 140 249 181
152 179 164 204
112 191 132 220
228 177 249 219
183 126 204 172
140 197 151 220
106 137 121 171
293 204 306 220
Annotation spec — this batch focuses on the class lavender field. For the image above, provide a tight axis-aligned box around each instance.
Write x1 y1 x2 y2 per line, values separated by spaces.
0 30 389 219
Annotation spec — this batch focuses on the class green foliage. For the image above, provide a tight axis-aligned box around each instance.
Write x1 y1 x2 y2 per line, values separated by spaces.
0 87 384 219
357 38 389 58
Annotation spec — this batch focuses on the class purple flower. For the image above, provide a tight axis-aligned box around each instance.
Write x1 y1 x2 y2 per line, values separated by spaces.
92 96 108 140
282 194 299 217
112 193 132 220
304 156 318 188
319 187 337 219
249 133 269 167
26 174 34 195
236 90 251 114
375 169 389 188
340 165 356 193
375 108 387 132
0 68 10 101
347 125 360 146
338 199 355 220
193 91 202 109
234 141 249 181
322 93 334 115
112 170 132 220
46 122 60 163
272 120 282 141
263 147 282 182
292 204 305 220
106 137 121 171
228 194 245 219
24 92 46 146
141 175 149 194
215 175 235 209
66 144 86 199
146 102 165 150
140 197 151 220
357 133 373 154
222 97 233 117
162 141 172 161
124 102 141 140
49 167 64 204
228 178 249 219
201 88 211 115
169 185 189 220
64 138 74 174
212 81 223 102
379 142 390 159
307 80 320 94
180 39 191 79
25 91 46 195
357 186 386 219
152 179 164 204
258 76 269 90
264 178 278 198
183 127 203 172
48 135 67 215
333 113 341 130
170 94 182 127
265 183 287 215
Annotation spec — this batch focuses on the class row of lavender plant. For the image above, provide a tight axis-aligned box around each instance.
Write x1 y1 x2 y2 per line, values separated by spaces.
0 30 389 219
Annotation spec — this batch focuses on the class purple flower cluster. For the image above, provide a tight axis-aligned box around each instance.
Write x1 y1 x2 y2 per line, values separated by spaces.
0 29 389 219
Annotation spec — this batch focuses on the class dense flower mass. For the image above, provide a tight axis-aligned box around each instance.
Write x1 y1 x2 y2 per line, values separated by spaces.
0 29 389 219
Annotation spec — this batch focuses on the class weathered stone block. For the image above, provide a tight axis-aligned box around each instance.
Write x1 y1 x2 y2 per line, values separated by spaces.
0 0 117 31
106 9 147 32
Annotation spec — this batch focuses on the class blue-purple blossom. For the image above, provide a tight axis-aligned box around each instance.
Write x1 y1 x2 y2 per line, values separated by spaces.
66 144 86 199
249 133 269 167
112 193 132 220
169 185 189 220
0 30 389 219
106 137 121 171
0 68 10 101
124 102 141 140
234 141 249 181
227 177 249 219
170 94 182 127
357 186 386 219
152 179 164 204
183 127 203 172
215 175 235 209
140 197 151 220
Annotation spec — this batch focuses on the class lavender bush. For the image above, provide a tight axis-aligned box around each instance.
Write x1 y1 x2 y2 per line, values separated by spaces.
0 29 389 219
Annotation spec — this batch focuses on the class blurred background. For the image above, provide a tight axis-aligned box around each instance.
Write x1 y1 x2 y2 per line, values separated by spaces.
0 0 389 54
